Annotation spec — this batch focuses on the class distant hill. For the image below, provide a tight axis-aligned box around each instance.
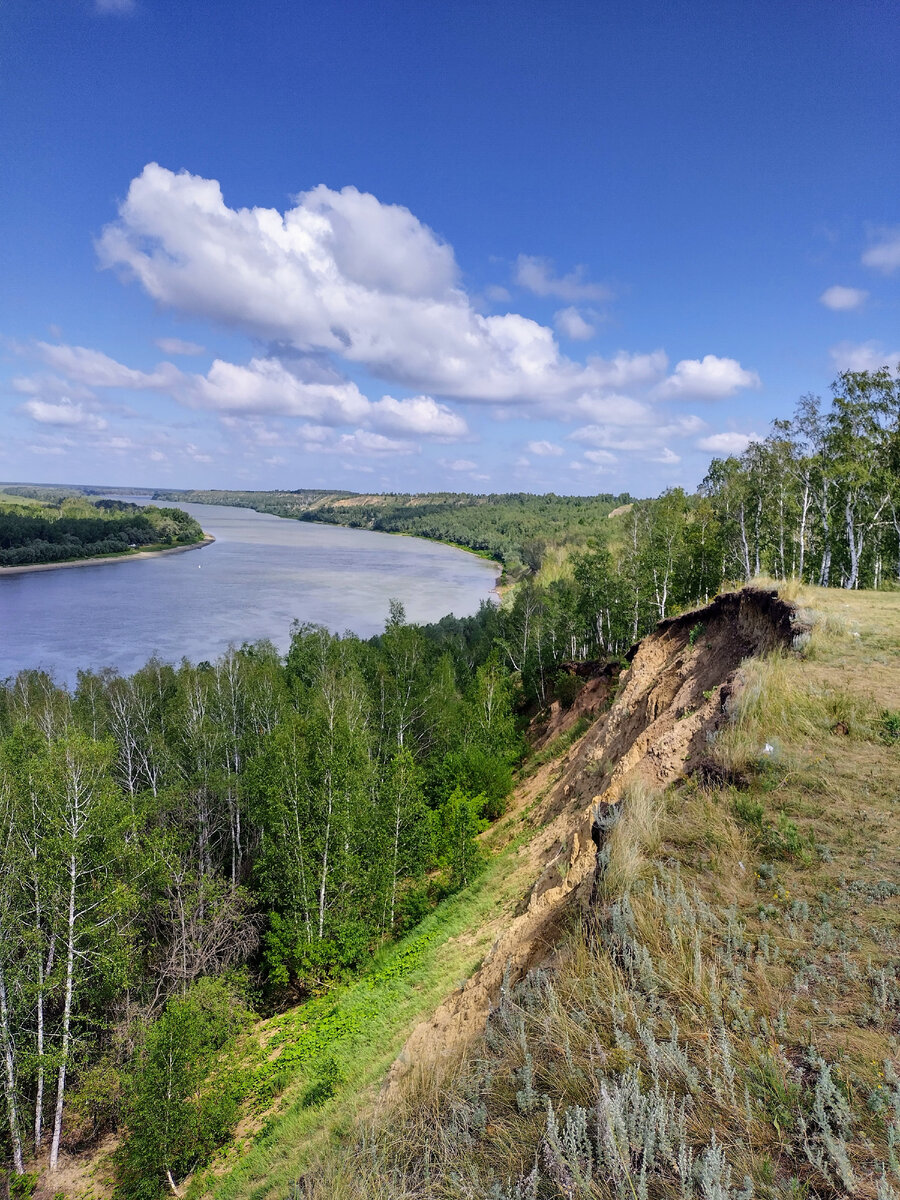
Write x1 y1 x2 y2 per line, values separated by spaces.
152 488 636 573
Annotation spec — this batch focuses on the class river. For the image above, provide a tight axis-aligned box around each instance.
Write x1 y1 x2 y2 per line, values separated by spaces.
0 500 499 685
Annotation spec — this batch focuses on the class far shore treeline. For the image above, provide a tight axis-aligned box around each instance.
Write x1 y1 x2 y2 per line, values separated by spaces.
0 495 204 567
1 367 900 1193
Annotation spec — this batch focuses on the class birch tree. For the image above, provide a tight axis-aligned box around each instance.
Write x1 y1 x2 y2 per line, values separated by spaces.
36 733 132 1172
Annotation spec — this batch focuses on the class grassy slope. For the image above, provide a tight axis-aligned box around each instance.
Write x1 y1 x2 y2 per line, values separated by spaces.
74 584 898 1200
183 761 563 1200
217 584 900 1200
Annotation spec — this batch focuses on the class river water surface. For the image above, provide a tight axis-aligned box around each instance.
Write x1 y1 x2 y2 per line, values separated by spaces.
0 501 499 685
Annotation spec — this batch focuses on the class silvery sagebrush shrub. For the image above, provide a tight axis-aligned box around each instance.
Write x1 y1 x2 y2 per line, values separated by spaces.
798 1056 857 1192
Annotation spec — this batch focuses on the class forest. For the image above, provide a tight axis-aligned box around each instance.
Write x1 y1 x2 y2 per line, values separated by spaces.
149 487 635 575
0 606 521 1193
152 367 900 594
0 496 204 568
1 367 900 1194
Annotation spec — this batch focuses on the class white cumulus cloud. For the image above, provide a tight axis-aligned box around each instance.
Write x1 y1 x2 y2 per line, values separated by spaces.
96 166 645 406
369 395 467 438
526 440 564 457
23 342 469 441
184 357 372 422
658 355 760 400
820 285 868 311
20 397 107 431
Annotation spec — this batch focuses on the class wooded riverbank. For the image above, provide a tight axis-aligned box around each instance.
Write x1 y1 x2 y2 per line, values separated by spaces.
0 533 214 575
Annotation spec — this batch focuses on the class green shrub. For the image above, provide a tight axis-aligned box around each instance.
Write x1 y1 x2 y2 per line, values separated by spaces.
5 1173 38 1199
301 1057 344 1109
430 746 512 819
763 812 806 859
733 796 765 828
114 977 251 1200
554 671 582 709
429 787 487 890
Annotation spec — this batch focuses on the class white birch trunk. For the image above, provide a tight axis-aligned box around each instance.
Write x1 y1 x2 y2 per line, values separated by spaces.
49 857 77 1172
0 960 25 1175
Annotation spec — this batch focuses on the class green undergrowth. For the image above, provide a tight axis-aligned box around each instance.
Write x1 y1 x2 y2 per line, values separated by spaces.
273 586 900 1200
187 814 544 1200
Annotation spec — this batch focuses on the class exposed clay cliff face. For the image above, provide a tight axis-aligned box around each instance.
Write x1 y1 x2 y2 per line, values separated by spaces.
529 661 620 752
384 589 805 1093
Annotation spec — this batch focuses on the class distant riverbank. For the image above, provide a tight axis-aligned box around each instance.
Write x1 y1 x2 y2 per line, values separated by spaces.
0 503 499 684
0 534 214 576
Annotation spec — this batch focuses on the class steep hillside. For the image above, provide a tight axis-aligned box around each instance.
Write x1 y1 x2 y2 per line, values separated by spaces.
383 589 804 1095
285 584 900 1199
38 585 898 1200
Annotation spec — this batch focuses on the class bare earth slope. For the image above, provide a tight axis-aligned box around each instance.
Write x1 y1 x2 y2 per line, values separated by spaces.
385 587 805 1093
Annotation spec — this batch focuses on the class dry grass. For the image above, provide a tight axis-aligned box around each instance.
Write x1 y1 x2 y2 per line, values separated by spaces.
599 779 665 897
271 585 900 1200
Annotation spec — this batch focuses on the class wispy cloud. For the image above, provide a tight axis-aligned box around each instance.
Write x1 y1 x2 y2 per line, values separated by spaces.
696 431 761 454
94 0 136 13
862 227 900 274
829 341 900 373
514 255 611 302
154 337 205 356
554 306 595 340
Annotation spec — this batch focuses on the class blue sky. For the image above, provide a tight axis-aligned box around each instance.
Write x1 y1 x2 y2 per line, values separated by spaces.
1 0 898 496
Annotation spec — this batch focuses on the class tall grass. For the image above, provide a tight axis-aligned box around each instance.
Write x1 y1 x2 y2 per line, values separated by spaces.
272 587 900 1200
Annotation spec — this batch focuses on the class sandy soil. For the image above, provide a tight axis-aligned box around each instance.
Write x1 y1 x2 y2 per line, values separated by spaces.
0 534 214 576
383 587 804 1095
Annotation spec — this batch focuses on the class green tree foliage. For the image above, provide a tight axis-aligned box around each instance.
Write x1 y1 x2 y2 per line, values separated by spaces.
702 368 900 589
0 604 522 1188
114 977 250 1200
429 787 487 889
2 368 898 1188
0 496 203 567
151 488 633 572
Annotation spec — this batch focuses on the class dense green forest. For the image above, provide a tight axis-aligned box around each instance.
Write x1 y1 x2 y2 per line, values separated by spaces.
294 491 634 570
472 370 900 702
146 488 354 520
2 368 900 1193
151 487 634 573
0 495 204 568
0 606 521 1191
